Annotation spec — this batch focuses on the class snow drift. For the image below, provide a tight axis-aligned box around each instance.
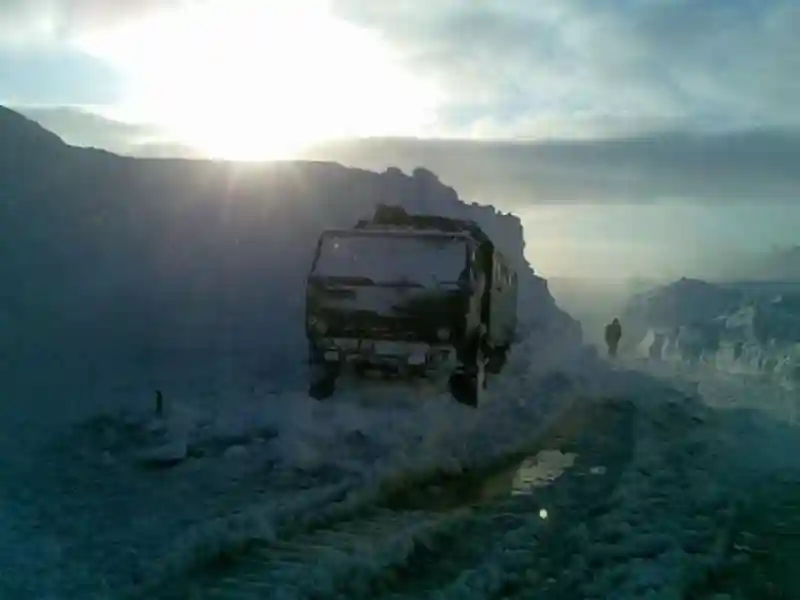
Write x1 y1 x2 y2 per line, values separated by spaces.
0 106 581 434
623 277 800 387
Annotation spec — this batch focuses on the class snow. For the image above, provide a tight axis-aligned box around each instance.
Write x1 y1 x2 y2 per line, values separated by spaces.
1 106 799 598
623 277 800 388
8 344 751 598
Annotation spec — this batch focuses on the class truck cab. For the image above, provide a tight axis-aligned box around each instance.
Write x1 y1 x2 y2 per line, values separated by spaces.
305 205 517 407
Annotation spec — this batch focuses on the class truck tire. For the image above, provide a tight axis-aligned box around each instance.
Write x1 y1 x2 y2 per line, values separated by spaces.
486 345 508 374
450 349 487 408
308 348 339 401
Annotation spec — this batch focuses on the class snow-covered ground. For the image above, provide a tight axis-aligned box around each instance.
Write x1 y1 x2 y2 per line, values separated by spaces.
3 314 797 599
6 333 788 599
0 343 739 599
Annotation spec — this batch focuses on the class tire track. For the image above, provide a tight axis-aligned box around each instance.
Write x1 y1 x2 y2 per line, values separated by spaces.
689 475 800 600
135 398 636 600
16 409 368 599
370 398 636 600
124 389 579 596
154 509 462 600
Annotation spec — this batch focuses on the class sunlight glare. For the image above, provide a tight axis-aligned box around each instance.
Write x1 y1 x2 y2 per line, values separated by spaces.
75 0 442 160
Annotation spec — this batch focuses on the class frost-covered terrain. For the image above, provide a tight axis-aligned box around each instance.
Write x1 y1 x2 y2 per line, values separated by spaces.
623 277 800 389
2 340 748 599
2 106 800 598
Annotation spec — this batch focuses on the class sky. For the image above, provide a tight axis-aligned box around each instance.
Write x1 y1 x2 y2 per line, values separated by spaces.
0 0 798 278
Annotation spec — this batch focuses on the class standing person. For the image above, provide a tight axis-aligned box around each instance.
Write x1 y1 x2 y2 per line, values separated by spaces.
605 318 622 357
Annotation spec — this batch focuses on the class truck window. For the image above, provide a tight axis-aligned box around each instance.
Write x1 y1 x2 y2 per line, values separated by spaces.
313 233 468 287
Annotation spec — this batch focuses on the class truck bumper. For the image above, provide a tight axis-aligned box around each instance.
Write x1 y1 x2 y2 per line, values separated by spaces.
312 337 458 375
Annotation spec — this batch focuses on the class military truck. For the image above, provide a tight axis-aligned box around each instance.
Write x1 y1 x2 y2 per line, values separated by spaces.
304 205 518 407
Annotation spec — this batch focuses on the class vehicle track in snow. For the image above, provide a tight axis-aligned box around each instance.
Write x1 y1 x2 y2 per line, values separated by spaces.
132 397 637 600
688 472 800 599
7 396 404 599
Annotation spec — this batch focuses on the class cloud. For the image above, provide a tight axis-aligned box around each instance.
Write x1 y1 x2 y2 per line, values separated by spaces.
0 46 120 104
0 0 176 42
329 0 800 137
5 0 799 142
13 104 199 156
12 105 800 206
15 105 800 205
300 131 800 206
0 2 165 107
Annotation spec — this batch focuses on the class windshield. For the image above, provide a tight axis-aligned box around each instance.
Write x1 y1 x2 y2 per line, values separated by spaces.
313 233 469 286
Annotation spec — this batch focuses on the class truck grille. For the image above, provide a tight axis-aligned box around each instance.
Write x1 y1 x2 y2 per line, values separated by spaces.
327 311 438 342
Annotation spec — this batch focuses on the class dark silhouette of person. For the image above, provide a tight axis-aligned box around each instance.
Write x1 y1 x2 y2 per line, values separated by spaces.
605 318 622 357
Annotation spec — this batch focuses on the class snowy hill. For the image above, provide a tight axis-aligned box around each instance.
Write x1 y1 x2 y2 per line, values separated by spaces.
623 277 800 386
0 106 580 428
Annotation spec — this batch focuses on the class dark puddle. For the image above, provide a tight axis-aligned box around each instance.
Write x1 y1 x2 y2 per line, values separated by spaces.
384 397 633 511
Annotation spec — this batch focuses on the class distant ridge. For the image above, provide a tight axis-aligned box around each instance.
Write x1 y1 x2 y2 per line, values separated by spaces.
0 105 66 148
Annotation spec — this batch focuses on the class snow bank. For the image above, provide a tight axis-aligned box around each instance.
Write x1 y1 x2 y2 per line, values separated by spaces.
623 277 800 388
0 106 581 441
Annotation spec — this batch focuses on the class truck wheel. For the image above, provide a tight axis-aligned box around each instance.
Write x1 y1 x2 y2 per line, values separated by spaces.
486 346 508 374
449 351 487 408
308 364 337 400
308 352 339 401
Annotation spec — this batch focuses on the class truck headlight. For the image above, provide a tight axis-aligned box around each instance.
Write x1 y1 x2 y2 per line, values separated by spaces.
436 327 451 341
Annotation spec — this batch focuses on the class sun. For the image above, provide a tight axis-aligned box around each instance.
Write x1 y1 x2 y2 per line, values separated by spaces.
75 0 441 160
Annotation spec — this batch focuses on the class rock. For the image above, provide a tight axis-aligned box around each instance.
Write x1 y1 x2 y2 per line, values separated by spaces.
136 439 188 467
